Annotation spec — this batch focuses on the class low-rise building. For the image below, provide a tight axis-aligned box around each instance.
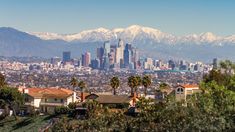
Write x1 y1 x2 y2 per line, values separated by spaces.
85 93 138 107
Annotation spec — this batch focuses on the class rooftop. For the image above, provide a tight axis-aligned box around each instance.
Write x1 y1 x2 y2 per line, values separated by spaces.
24 87 73 99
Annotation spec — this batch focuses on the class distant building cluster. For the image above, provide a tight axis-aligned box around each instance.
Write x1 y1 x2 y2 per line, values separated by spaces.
48 39 214 73
0 47 216 74
57 39 141 71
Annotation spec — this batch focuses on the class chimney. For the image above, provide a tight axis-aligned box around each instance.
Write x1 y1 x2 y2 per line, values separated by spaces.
81 92 85 102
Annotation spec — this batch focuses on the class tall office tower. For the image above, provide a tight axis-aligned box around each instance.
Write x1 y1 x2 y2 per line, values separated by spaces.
62 51 71 63
104 41 110 55
132 48 139 69
213 58 218 69
77 59 81 67
118 38 124 47
124 44 132 68
103 41 111 70
103 55 110 70
82 52 91 67
168 60 175 70
115 39 124 64
97 47 104 68
91 58 100 69
115 47 122 64
109 50 115 65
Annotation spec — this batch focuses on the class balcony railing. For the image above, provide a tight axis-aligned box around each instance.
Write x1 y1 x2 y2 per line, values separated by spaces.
24 102 34 106
40 102 67 106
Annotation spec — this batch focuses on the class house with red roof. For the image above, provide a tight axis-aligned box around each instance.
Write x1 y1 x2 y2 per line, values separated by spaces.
22 87 76 114
175 84 201 101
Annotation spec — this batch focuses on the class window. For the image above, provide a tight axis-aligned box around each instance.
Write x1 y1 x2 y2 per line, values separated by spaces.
54 98 57 101
60 99 63 103
25 97 29 102
176 88 184 94
181 88 184 92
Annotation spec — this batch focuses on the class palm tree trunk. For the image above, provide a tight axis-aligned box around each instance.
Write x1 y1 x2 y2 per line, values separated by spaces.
113 88 116 95
144 87 147 97
131 88 134 96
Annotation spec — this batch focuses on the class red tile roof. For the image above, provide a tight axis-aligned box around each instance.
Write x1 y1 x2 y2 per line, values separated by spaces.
180 84 199 89
25 87 73 99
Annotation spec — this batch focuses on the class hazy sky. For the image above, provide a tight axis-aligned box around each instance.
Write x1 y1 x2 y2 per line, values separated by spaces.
0 0 234 36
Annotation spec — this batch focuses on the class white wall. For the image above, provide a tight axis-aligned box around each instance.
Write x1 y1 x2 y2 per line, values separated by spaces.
33 98 41 108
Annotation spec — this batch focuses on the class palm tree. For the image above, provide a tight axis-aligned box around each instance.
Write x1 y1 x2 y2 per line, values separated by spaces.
142 75 152 96
128 76 138 95
110 76 120 95
159 82 168 91
135 76 142 88
70 77 78 90
78 81 86 102
128 76 139 106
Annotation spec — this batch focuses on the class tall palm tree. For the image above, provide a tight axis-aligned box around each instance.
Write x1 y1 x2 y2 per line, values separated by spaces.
110 76 120 95
135 75 142 92
78 81 86 102
70 77 78 90
128 76 138 96
142 75 152 96
128 76 140 106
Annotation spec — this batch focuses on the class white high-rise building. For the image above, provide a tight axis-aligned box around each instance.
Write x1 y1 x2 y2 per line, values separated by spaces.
115 39 124 64
144 58 153 70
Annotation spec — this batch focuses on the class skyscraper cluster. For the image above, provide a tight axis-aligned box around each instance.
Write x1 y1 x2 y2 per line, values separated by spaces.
95 39 140 70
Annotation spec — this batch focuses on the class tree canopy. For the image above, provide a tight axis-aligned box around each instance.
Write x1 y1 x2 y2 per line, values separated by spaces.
110 76 120 95
0 73 6 88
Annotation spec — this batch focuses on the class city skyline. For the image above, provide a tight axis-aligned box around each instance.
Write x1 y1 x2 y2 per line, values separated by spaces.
0 0 235 36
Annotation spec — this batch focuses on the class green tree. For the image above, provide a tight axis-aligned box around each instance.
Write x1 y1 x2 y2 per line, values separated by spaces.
220 60 235 74
136 76 142 87
110 76 120 95
142 75 152 96
203 60 235 92
0 73 6 88
128 76 139 95
70 77 78 90
0 87 24 120
78 81 86 102
78 81 86 92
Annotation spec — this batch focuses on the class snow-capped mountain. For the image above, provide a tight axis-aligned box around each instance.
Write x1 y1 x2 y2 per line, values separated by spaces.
30 25 235 45
30 25 176 44
1 26 235 62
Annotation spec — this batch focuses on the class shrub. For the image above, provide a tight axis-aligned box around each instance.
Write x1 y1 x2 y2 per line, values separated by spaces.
55 106 69 115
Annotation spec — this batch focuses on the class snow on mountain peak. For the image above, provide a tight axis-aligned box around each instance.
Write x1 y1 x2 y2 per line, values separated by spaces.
28 25 235 45
199 32 218 42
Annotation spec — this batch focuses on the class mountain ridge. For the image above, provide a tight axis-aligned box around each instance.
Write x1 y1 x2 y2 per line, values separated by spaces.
29 25 235 45
1 26 235 62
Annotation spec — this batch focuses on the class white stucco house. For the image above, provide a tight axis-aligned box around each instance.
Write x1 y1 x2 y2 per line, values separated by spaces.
21 87 76 114
175 84 201 101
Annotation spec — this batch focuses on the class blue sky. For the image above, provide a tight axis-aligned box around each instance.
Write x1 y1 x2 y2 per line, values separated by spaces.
0 0 234 36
